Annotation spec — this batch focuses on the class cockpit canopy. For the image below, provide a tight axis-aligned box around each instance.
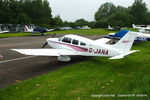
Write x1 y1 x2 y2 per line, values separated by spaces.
58 36 86 46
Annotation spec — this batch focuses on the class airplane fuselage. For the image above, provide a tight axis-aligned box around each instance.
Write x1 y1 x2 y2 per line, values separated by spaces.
47 35 121 57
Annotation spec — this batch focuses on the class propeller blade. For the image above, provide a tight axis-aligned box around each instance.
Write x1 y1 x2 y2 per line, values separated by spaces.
51 33 56 38
42 42 47 48
42 33 56 48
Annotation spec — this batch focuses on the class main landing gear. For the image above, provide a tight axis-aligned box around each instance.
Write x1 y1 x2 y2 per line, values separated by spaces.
57 56 71 62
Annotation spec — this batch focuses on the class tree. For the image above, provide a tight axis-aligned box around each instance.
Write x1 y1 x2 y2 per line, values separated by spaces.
117 6 128 13
94 12 136 28
17 13 31 24
75 19 89 27
94 2 116 21
94 1 150 28
130 0 149 24
0 0 52 24
1 0 10 23
53 15 63 27
42 0 52 24
63 21 76 28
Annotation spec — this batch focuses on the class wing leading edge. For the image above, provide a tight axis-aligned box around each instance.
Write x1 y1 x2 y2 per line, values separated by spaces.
11 49 78 56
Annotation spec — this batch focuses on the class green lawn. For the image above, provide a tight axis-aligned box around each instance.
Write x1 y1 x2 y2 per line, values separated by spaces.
47 28 117 35
0 28 137 38
0 42 150 100
0 33 32 38
47 28 137 35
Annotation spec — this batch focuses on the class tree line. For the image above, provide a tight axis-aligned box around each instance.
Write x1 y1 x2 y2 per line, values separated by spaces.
94 0 150 28
0 0 150 28
0 0 52 25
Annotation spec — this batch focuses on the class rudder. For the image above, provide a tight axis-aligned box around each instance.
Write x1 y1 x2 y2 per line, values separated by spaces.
112 31 137 52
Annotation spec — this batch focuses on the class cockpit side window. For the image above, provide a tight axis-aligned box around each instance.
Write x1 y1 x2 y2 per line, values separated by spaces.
80 42 86 46
62 37 72 43
72 39 79 45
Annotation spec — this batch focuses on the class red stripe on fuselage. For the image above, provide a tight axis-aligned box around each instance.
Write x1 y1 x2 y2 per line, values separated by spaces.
49 41 88 52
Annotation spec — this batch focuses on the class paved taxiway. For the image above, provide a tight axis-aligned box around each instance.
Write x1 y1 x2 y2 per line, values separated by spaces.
0 34 105 88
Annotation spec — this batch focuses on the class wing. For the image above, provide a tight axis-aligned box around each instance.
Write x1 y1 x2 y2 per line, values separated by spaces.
94 38 110 44
11 49 78 56
109 50 140 60
0 30 9 33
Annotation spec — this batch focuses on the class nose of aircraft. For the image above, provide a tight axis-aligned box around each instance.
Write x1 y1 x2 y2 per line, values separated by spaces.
46 38 58 48
42 38 56 48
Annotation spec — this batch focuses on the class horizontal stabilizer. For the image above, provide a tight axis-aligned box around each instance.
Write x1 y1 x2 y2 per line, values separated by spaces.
109 50 140 60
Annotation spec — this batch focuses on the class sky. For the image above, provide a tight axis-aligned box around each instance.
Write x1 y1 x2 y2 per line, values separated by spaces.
48 0 150 22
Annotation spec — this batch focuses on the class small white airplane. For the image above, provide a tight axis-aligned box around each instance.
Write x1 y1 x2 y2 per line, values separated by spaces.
46 28 55 32
24 25 34 32
24 25 47 35
11 31 139 62
25 25 54 35
107 25 127 31
132 24 143 29
108 30 150 41
132 24 150 33
107 25 116 30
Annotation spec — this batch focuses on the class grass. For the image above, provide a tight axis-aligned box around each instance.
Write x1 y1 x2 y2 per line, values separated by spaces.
47 28 137 35
0 42 150 100
0 28 137 38
47 28 117 35
0 32 32 38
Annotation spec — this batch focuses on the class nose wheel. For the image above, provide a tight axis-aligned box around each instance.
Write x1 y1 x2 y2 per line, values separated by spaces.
57 56 71 62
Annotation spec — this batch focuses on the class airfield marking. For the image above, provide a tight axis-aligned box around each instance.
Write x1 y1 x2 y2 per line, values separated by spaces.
0 56 36 64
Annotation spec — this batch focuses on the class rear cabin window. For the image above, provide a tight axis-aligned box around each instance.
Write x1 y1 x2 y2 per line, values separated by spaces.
72 39 79 45
80 42 86 46
62 37 72 43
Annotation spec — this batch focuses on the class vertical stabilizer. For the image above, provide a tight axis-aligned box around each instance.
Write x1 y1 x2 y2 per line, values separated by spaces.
108 25 112 29
113 31 137 52
24 25 33 32
132 24 136 28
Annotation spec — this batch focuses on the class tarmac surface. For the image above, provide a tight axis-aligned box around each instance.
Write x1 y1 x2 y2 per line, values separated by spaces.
0 34 106 89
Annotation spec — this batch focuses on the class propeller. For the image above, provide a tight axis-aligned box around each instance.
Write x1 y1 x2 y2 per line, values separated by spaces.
51 33 56 38
42 33 56 48
42 42 47 48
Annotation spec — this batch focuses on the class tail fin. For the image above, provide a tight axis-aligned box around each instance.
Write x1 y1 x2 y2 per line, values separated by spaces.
132 24 136 28
112 31 137 52
108 25 111 29
25 25 29 32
